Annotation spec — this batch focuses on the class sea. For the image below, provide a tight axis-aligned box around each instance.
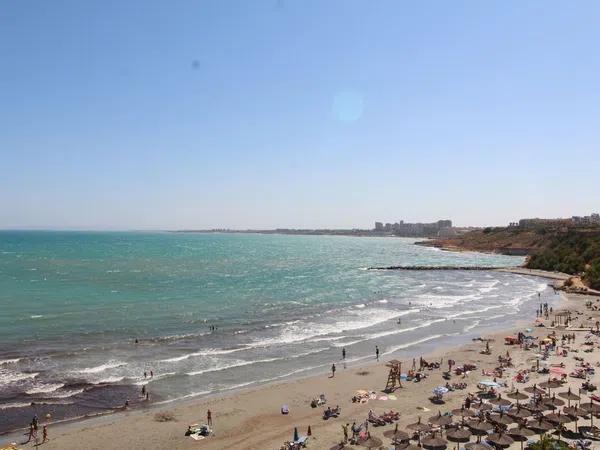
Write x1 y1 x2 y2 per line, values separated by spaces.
0 231 557 433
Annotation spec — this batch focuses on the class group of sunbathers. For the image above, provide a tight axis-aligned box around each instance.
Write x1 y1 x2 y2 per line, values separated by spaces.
367 409 400 426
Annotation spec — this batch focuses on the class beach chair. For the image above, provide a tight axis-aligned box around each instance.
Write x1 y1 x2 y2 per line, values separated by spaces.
293 436 309 448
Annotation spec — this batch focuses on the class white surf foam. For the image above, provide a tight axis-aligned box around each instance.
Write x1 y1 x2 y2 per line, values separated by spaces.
0 358 20 365
160 347 246 363
0 402 32 410
186 357 279 377
0 370 38 383
79 361 127 374
25 383 65 395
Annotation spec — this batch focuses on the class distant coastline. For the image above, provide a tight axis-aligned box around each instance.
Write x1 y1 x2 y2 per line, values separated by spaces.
173 229 437 238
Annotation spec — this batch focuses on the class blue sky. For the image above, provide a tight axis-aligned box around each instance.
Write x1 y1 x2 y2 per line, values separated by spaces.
1 1 599 229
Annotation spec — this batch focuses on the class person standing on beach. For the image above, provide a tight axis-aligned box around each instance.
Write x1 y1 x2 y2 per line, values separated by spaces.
342 348 346 360
207 409 212 426
331 363 336 377
150 370 154 378
342 423 349 443
42 425 48 443
375 346 379 361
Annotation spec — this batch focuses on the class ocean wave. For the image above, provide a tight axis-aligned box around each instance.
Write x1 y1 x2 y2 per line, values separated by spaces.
0 402 32 410
0 370 39 383
186 357 279 376
25 383 65 395
253 307 419 348
46 388 85 398
383 334 447 356
0 358 20 365
160 347 246 363
91 376 126 384
134 372 177 386
463 320 481 333
78 361 127 374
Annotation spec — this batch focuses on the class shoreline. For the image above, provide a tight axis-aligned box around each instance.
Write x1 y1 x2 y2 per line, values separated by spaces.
1 269 578 450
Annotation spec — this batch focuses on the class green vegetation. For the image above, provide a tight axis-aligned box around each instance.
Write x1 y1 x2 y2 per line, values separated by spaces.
528 435 569 450
526 230 600 289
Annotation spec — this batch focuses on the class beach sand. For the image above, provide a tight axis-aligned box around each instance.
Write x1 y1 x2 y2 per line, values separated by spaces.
4 288 600 450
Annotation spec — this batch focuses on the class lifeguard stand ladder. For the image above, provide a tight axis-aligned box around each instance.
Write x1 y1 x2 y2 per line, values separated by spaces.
384 359 402 392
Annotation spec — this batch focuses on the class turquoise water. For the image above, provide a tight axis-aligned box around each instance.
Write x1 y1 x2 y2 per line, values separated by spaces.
0 231 553 431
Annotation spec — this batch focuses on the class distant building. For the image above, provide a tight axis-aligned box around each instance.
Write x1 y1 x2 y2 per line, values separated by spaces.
518 213 600 229
518 218 572 228
373 219 454 237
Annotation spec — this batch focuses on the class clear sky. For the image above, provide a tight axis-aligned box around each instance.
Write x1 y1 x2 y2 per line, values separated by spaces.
1 1 599 230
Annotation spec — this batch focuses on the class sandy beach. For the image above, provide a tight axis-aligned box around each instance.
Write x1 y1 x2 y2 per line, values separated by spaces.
3 276 600 450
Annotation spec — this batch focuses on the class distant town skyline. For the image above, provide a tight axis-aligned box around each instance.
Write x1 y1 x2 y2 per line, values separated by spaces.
2 1 599 230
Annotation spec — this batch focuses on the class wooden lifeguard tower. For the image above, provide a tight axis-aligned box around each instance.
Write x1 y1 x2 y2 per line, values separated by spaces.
384 359 403 392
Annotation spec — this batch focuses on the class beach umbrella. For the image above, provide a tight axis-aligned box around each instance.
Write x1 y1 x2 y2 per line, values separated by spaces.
467 420 493 441
506 390 528 404
558 389 580 407
429 411 453 427
538 380 561 392
465 443 492 450
545 412 571 441
358 434 383 449
384 428 410 441
508 406 532 420
486 432 514 447
395 444 422 450
507 427 535 450
409 417 432 433
471 402 492 412
524 385 545 396
563 406 585 433
523 402 548 414
542 395 565 408
422 432 447 449
293 427 299 442
489 412 513 426
580 401 600 428
489 395 511 407
580 401 600 415
446 427 471 443
452 407 476 418
563 406 586 417
526 418 554 434
545 412 571 425
468 421 493 433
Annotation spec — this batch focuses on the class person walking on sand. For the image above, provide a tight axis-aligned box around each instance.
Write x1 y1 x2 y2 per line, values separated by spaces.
375 346 379 361
331 363 336 377
25 423 35 443
342 348 346 360
207 409 212 426
342 423 349 443
42 425 48 443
